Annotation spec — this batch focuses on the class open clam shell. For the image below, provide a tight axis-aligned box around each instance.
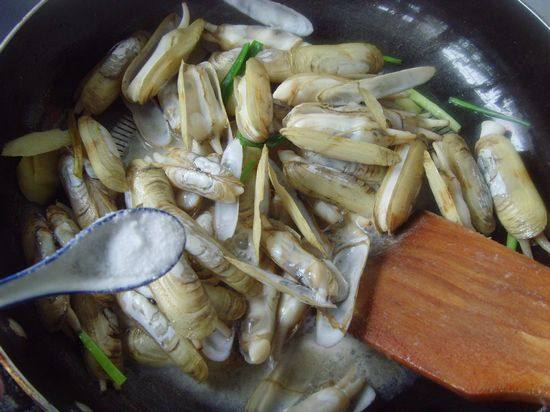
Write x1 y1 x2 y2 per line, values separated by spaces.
373 140 425 233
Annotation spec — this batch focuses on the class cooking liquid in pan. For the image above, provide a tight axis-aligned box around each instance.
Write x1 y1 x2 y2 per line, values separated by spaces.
123 319 415 411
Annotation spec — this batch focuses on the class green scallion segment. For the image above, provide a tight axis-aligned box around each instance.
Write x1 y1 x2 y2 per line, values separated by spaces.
78 330 127 386
383 55 403 64
220 40 264 104
237 132 264 148
248 40 264 58
408 89 461 132
265 134 286 148
448 97 531 128
240 159 257 183
506 233 518 251
220 43 251 104
237 132 287 149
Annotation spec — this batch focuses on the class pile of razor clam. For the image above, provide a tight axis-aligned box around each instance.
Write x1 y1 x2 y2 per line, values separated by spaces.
3 1 549 409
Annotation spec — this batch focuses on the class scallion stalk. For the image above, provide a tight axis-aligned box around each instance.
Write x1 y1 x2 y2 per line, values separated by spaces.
265 134 286 148
78 330 126 386
248 40 264 58
448 97 531 128
220 40 264 104
506 233 518 251
237 132 264 148
237 132 287 149
240 159 257 183
383 55 403 64
408 89 461 132
220 43 251 104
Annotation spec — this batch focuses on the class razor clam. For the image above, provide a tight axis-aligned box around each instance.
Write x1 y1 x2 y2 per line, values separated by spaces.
235 58 273 143
299 151 386 188
247 333 375 412
203 283 247 321
127 160 261 296
215 137 243 240
252 146 271 263
47 203 121 361
223 0 313 37
195 208 214 235
154 148 244 203
117 291 208 381
383 108 445 141
287 367 367 412
72 294 123 388
210 47 293 83
316 214 370 348
226 256 336 308
125 328 171 367
273 73 349 106
212 42 382 83
280 127 401 166
201 321 235 362
203 23 303 50
269 274 309 364
279 150 376 218
84 165 118 216
261 217 348 303
476 121 547 243
59 153 100 228
157 78 181 134
125 98 172 147
423 150 463 226
77 31 148 115
291 42 383 78
431 141 473 228
317 66 436 105
373 141 425 233
268 160 331 257
46 202 81 246
123 16 205 104
284 103 416 146
78 115 128 192
179 62 231 151
148 255 218 341
239 281 280 364
441 133 495 233
307 199 344 225
21 206 74 332
175 190 204 214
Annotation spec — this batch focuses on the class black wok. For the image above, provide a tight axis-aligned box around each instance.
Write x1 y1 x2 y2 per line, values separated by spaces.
0 0 548 410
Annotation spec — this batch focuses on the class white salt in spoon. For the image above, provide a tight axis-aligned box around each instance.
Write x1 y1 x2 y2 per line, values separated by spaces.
0 208 185 308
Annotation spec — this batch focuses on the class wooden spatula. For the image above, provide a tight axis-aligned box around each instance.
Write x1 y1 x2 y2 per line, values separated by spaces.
350 211 550 404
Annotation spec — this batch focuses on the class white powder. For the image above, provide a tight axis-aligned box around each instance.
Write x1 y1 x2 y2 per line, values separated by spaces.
68 211 185 291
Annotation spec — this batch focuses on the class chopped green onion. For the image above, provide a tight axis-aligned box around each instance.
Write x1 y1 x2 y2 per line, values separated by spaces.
240 159 257 183
506 233 518 251
448 97 531 128
408 89 461 132
78 330 126 386
265 134 286 148
383 55 402 65
237 132 264 148
220 43 251 104
248 40 264 58
237 132 286 149
220 41 264 104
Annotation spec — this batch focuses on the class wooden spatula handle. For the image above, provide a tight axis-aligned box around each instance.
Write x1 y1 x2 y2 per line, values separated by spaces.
351 211 550 403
